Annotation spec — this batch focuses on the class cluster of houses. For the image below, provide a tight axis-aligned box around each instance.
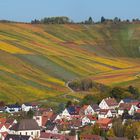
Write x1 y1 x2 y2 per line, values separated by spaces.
0 97 140 140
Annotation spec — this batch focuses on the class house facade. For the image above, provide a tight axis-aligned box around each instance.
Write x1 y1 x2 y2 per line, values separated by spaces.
9 119 40 138
99 98 118 110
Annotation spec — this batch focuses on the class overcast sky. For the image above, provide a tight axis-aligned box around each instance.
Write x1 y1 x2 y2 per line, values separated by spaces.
0 0 140 22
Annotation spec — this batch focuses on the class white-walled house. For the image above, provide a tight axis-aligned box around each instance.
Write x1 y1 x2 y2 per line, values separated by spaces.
46 121 59 134
9 119 40 139
22 103 33 112
81 116 96 126
61 109 71 120
118 103 137 116
33 112 42 127
82 105 95 115
97 118 112 129
98 109 113 119
0 124 7 138
99 97 118 110
81 116 91 126
5 105 21 113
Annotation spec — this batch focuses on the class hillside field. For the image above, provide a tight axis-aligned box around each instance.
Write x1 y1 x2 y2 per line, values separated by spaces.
0 23 140 103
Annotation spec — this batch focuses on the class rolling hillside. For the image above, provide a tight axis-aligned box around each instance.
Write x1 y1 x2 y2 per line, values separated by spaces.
0 23 140 103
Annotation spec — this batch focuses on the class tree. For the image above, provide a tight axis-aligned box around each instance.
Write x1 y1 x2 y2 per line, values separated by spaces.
113 17 120 23
101 16 106 23
128 85 139 98
81 94 98 105
31 19 40 24
112 119 124 137
91 124 101 135
56 103 65 113
110 87 132 101
27 109 34 119
66 101 72 108
87 17 93 24
107 128 115 137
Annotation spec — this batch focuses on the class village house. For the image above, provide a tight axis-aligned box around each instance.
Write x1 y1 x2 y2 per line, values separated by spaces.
98 109 112 119
118 103 135 116
91 104 100 114
9 119 40 139
119 98 138 105
5 104 21 113
0 118 17 139
60 106 79 120
99 97 118 110
81 116 97 126
33 108 54 128
45 120 59 134
97 118 112 130
21 103 33 112
70 119 82 130
4 134 33 140
0 124 7 139
80 105 95 115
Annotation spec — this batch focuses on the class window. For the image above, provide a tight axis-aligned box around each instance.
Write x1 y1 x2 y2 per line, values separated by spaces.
31 132 33 135
37 131 39 136
26 132 28 135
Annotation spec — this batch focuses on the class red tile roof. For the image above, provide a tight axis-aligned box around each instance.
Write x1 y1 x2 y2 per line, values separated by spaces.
97 118 112 125
0 118 6 124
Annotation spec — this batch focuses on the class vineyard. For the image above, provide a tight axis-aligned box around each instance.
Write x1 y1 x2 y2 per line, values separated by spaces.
0 23 140 103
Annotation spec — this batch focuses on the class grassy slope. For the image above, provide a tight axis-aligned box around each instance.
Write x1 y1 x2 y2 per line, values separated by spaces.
0 23 140 103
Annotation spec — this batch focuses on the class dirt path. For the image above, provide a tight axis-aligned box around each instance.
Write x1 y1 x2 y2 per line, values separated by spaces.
65 81 74 93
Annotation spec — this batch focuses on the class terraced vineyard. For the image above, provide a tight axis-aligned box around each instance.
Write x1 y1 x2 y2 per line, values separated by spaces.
0 23 140 103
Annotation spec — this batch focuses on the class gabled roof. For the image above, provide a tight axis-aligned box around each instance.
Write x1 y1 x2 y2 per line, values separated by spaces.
91 104 100 111
10 119 40 131
119 103 132 110
5 134 31 140
97 118 112 125
67 106 78 115
46 120 57 131
104 98 118 107
0 118 7 124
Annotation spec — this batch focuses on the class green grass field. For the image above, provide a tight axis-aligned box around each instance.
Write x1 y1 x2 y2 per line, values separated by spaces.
0 23 140 103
